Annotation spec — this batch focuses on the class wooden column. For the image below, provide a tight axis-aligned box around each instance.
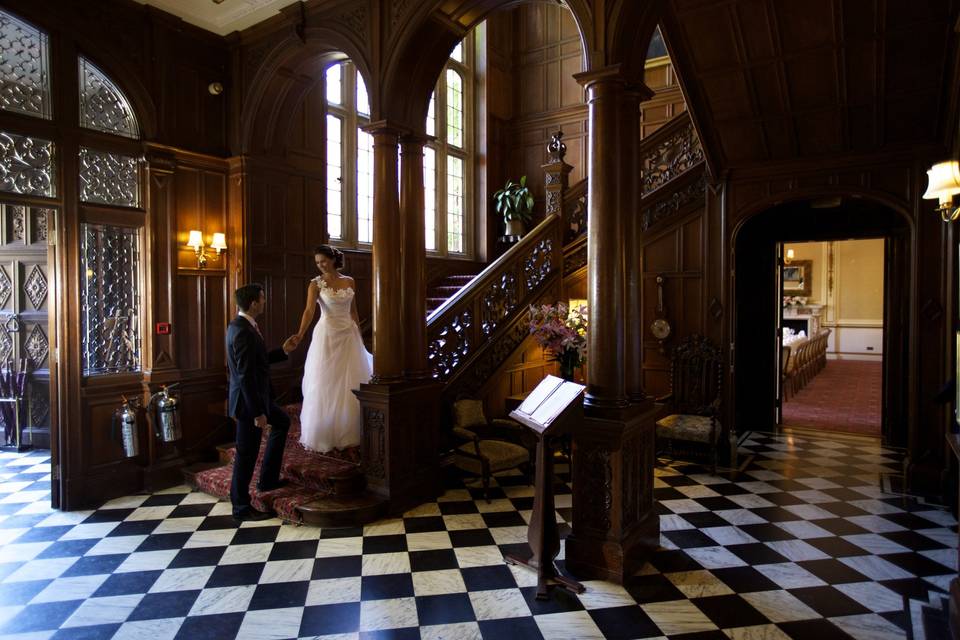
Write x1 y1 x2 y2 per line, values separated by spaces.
576 68 629 409
356 126 441 515
565 68 660 584
624 85 653 402
400 134 429 379
365 121 405 383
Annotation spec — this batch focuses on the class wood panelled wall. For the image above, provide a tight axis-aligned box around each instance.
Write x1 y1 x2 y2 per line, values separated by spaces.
486 6 686 229
0 0 234 510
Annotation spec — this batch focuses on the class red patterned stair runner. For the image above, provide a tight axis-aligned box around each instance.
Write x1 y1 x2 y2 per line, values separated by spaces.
192 404 361 523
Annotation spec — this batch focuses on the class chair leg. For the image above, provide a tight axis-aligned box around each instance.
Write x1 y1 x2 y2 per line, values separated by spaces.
481 472 491 503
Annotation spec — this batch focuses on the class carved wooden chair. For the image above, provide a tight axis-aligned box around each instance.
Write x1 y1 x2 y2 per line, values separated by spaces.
450 398 532 501
655 334 724 474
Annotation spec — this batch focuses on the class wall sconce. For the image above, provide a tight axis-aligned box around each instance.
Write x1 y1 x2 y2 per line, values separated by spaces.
186 230 227 269
784 249 795 265
923 160 960 222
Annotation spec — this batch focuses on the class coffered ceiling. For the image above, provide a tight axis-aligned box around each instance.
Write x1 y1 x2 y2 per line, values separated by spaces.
131 0 301 35
663 0 959 172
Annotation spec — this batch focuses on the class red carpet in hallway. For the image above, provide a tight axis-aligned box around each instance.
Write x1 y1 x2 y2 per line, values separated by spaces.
782 359 882 436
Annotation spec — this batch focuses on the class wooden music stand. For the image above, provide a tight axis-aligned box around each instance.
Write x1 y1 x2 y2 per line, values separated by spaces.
504 375 585 600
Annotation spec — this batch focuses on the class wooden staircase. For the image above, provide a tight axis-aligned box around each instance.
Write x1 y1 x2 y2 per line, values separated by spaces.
427 273 479 316
183 404 387 527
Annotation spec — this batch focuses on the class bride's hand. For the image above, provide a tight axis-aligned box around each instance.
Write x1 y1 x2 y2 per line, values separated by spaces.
282 335 301 353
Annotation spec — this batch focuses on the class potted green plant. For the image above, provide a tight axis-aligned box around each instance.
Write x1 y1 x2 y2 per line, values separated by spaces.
494 176 535 238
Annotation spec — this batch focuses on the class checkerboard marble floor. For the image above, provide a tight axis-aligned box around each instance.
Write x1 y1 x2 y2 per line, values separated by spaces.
0 430 954 639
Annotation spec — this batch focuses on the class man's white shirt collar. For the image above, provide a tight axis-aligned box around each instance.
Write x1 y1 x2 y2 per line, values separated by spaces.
238 310 258 329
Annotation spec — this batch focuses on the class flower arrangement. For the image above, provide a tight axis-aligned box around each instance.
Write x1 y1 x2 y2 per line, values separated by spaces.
783 296 807 307
528 302 588 380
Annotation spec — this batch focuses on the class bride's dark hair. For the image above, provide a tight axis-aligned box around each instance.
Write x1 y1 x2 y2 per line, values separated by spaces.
315 244 344 269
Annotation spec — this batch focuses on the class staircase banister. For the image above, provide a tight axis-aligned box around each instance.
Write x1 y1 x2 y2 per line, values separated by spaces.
426 212 561 325
638 109 695 154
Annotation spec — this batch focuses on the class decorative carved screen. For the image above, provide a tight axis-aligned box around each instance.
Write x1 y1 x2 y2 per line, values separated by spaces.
80 223 141 375
0 132 56 198
0 10 51 119
79 147 140 208
0 202 53 435
78 57 139 139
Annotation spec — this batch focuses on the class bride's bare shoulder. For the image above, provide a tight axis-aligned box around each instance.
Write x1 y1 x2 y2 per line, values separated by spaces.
339 274 356 286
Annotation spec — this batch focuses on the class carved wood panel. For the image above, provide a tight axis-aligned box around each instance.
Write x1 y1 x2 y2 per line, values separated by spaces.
0 203 52 446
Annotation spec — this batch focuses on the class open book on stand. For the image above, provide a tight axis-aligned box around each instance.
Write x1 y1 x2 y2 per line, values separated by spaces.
510 375 586 435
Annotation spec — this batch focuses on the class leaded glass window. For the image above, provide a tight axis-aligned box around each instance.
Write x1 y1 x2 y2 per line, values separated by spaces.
78 147 140 208
324 61 372 248
81 223 141 375
424 32 473 256
78 57 139 139
357 129 373 244
326 114 343 240
0 10 51 119
0 131 55 197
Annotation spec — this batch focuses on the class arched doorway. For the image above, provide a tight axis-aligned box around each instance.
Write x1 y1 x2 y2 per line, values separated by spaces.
733 196 912 446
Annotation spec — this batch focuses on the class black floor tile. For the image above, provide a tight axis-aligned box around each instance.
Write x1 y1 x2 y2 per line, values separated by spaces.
248 580 310 610
0 600 84 634
479 617 543 640
361 573 414 600
415 593 475 625
680 511 734 529
107 520 162 537
362 534 407 554
60 553 128 577
197 515 240 531
710 566 783 593
663 529 720 549
449 528 496 548
588 605 662 640
625 573 688 604
409 549 458 572
267 539 319 561
168 546 226 568
881 551 954 577
35 538 100 559
141 493 188 507
168 504 216 519
299 602 360 636
438 501 479 515
726 543 790 566
796 558 870 584
92 570 162 597
312 555 362 579
51 623 121 639
737 523 796 542
205 562 265 588
231 525 281 545
805 536 870 558
808 518 869 537
135 532 192 552
0 579 50 605
174 612 244 640
12 525 72 542
127 590 201 621
646 549 704 574
521 585 585 615
461 565 517 591
402 516 446 533
481 511 527 528
789 585 871 617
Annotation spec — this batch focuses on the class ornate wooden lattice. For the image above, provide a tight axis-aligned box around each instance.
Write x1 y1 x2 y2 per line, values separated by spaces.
641 113 704 196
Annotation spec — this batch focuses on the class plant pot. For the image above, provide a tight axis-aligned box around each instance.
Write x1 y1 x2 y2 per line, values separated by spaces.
505 220 526 237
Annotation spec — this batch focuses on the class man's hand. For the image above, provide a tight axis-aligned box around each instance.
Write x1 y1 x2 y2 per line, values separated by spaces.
254 414 268 429
282 335 300 354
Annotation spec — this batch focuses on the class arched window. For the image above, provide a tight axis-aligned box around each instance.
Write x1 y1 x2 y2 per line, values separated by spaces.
425 36 473 256
325 60 373 247
323 38 474 257
0 8 144 378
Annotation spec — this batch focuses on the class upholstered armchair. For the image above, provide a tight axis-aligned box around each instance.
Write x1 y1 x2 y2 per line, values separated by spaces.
655 334 724 474
450 398 532 500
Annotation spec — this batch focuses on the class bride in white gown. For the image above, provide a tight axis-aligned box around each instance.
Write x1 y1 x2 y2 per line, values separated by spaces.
289 245 372 452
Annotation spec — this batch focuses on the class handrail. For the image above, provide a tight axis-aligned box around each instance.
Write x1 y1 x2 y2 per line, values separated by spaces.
425 110 705 386
426 212 563 382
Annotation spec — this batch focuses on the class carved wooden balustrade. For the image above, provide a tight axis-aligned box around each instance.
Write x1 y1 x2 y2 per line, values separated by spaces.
639 111 707 231
427 212 564 398
426 112 705 399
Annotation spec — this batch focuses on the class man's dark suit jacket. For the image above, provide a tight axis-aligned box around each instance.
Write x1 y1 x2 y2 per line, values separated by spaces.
226 316 288 419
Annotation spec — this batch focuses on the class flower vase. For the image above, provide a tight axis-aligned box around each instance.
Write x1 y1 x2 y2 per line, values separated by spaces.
557 349 579 382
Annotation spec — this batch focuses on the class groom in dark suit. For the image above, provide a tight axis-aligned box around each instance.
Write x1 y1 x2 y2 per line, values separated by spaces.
227 283 296 523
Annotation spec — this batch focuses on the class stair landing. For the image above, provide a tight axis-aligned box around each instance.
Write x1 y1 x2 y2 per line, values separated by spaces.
185 404 386 527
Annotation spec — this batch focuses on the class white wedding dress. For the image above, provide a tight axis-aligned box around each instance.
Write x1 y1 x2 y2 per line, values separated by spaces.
299 277 373 452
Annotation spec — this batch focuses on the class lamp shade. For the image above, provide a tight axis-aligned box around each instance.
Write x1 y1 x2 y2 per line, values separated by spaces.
186 230 203 249
785 249 795 261
210 232 227 251
923 161 960 203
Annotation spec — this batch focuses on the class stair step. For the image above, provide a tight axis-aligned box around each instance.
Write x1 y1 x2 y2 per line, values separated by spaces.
298 492 388 528
189 404 375 525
